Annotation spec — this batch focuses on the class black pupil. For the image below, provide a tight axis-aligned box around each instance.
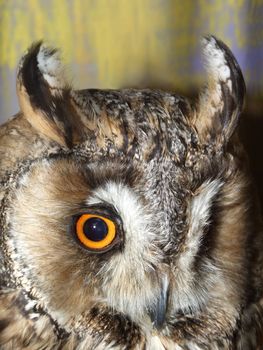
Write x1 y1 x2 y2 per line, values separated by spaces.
83 217 108 242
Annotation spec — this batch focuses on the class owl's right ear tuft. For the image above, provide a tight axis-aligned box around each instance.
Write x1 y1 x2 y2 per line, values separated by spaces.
17 42 78 147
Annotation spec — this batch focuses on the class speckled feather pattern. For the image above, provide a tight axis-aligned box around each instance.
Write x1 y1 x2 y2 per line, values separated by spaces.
0 36 262 349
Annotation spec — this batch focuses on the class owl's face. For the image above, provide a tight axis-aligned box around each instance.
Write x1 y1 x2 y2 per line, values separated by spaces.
9 157 163 325
2 37 261 349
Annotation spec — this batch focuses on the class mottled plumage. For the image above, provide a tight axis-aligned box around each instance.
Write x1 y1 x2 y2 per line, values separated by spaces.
0 36 262 349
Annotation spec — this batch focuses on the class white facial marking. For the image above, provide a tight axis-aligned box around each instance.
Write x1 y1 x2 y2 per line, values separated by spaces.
178 179 222 271
87 181 162 322
185 343 203 350
172 179 223 313
146 335 166 350
87 181 157 255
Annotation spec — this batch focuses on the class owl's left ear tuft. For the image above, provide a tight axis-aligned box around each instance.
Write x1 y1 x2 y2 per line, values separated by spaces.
194 35 246 143
17 42 80 147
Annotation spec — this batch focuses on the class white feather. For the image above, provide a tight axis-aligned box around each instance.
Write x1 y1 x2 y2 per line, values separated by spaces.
202 36 231 88
37 44 67 92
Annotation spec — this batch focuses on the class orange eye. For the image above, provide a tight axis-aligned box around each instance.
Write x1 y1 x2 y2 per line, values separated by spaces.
75 214 116 250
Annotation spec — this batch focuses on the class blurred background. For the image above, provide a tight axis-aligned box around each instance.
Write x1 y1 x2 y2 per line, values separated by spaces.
0 0 263 204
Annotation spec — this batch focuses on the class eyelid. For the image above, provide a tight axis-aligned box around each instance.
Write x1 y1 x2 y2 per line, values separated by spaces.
75 214 116 250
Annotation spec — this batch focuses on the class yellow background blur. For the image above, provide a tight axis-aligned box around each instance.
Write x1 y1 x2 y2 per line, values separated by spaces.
1 0 263 119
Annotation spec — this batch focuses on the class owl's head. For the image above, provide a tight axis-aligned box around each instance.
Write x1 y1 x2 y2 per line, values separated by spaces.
1 36 253 346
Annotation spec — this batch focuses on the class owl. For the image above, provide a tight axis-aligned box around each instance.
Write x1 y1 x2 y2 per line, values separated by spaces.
0 36 262 350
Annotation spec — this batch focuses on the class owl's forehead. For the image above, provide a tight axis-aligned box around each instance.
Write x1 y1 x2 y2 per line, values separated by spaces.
22 152 188 190
0 89 196 202
71 89 194 163
7 151 190 213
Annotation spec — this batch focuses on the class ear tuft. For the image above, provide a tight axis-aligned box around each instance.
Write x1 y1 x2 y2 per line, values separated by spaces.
16 42 78 147
202 36 231 88
17 41 70 104
195 35 246 143
36 43 67 92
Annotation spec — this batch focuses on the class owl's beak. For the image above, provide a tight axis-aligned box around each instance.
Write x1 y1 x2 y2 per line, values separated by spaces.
150 275 169 329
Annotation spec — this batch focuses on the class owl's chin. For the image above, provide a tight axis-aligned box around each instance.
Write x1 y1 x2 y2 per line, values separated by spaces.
37 275 169 337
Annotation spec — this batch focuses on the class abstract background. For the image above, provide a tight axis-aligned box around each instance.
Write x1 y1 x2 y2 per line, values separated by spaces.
1 0 263 117
0 0 263 201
